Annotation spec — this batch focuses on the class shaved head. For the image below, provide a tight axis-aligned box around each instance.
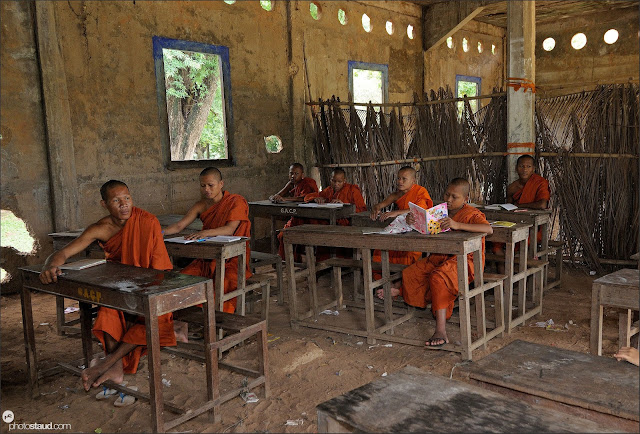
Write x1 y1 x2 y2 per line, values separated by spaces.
332 167 346 178
291 162 304 172
398 166 416 179
100 180 128 201
200 167 222 181
516 155 535 166
448 177 470 196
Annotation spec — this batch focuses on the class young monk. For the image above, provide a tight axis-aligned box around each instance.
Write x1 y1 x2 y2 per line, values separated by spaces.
369 166 433 271
271 163 319 259
614 347 639 366
506 155 550 209
163 167 251 314
383 178 492 347
39 180 177 392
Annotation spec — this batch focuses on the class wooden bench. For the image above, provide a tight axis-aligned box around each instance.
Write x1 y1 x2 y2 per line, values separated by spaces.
249 251 284 305
590 268 639 355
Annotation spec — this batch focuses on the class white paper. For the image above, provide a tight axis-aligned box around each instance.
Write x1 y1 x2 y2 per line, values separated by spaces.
164 236 197 244
59 259 106 270
164 236 242 244
499 203 518 210
298 202 344 208
205 236 242 243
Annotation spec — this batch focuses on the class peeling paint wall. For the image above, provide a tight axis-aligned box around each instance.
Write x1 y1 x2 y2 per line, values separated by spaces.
536 7 639 97
423 20 506 104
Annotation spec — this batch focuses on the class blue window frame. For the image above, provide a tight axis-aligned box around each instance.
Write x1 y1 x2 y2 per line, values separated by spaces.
455 74 481 114
153 36 234 167
348 61 389 109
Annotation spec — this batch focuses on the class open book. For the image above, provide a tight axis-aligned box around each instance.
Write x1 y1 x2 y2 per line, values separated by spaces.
59 258 106 270
490 221 517 228
484 203 518 211
165 236 242 244
409 202 450 235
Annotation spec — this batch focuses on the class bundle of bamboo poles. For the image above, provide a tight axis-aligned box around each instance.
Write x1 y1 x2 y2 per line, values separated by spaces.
310 84 638 269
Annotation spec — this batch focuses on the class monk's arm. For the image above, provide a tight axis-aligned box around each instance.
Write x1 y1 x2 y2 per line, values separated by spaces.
614 347 639 366
441 218 493 235
370 192 400 220
270 181 294 202
516 198 548 210
40 225 103 284
184 220 241 240
506 181 521 203
163 202 204 236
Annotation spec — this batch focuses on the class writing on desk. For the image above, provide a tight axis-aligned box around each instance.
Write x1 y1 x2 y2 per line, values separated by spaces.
78 287 102 303
280 208 297 215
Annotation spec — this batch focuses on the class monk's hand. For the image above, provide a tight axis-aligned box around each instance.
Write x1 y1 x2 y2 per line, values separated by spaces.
439 217 459 231
184 231 207 241
370 208 380 220
379 211 396 221
614 347 640 366
406 212 416 225
40 265 62 284
270 194 284 203
330 199 343 204
314 197 327 204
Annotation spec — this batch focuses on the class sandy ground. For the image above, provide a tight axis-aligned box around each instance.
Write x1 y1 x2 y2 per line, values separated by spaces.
0 265 631 433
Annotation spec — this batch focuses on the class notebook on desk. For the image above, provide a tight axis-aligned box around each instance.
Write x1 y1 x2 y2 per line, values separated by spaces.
165 236 243 244
484 203 518 211
298 202 344 208
59 259 106 270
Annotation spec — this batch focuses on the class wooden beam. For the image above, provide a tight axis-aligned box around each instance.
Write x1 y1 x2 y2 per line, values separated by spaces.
34 2 79 231
423 0 489 52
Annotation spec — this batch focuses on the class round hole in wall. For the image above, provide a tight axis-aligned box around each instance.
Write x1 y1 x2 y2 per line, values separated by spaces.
310 2 322 20
477 41 483 53
338 8 347 25
264 135 283 154
542 37 555 51
260 0 273 12
462 37 469 52
446 36 454 49
571 32 587 50
491 44 496 55
604 29 619 44
386 20 394 35
362 14 372 32
407 24 414 39
223 0 235 4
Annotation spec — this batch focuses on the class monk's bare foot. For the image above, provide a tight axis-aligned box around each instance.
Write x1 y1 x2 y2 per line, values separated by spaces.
425 332 448 347
173 320 188 343
375 286 400 300
81 358 105 391
92 359 124 389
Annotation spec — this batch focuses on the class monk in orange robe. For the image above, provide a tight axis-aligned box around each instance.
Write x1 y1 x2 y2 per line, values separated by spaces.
304 167 367 259
271 163 319 259
382 178 492 347
40 180 176 391
164 167 251 314
370 166 433 274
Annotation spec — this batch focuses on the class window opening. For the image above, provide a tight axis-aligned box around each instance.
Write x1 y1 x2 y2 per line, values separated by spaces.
571 33 587 50
604 29 618 44
456 75 481 116
264 135 283 153
310 2 322 20
362 14 371 32
407 24 414 39
260 1 273 12
348 61 388 112
542 37 555 51
446 37 454 49
462 37 469 52
386 21 394 35
338 9 347 25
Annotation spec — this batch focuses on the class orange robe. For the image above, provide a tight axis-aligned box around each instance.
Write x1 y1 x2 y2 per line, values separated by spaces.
180 192 252 313
93 207 175 374
512 173 550 206
401 204 489 319
304 183 367 225
278 177 319 259
372 184 433 271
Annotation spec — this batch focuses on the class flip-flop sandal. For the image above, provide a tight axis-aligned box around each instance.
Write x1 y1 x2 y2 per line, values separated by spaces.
95 381 128 400
425 338 446 348
113 386 138 407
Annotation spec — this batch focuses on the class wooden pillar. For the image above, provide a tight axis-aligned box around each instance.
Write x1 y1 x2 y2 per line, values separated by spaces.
506 1 535 184
35 2 79 231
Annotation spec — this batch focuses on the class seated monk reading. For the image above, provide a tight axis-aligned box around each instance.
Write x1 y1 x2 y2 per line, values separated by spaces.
304 167 367 260
163 167 251 314
369 166 433 277
39 180 178 393
379 178 492 347
271 162 319 259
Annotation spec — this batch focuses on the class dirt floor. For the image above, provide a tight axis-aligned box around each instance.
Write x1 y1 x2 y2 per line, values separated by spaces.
0 264 632 433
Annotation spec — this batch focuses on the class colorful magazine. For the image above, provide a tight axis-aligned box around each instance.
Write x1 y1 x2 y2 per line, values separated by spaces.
409 202 450 235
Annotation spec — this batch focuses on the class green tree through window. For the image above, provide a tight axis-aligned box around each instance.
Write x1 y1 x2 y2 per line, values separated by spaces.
456 79 479 115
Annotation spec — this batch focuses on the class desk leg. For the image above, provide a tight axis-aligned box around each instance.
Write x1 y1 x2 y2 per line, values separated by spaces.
590 283 603 356
21 286 38 397
144 299 164 432
56 296 65 336
473 249 486 349
541 222 549 290
203 280 221 422
249 210 255 251
381 250 393 334
270 216 277 255
457 254 471 360
79 302 94 368
362 249 376 345
285 242 299 325
504 242 515 332
529 226 536 259
237 252 247 317
305 245 319 320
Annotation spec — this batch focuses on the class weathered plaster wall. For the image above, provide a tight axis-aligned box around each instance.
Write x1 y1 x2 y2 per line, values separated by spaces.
1 0 425 265
423 20 505 103
0 1 53 288
535 7 639 97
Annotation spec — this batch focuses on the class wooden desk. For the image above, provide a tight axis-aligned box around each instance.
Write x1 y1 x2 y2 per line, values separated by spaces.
316 366 610 433
461 340 639 432
284 224 504 360
248 200 355 254
20 263 217 432
590 268 640 355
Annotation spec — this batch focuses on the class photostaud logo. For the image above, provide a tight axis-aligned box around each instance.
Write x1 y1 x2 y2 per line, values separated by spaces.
2 410 14 423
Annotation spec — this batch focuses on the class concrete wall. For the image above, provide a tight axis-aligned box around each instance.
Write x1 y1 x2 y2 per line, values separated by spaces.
423 20 505 104
0 0 424 277
536 7 639 97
